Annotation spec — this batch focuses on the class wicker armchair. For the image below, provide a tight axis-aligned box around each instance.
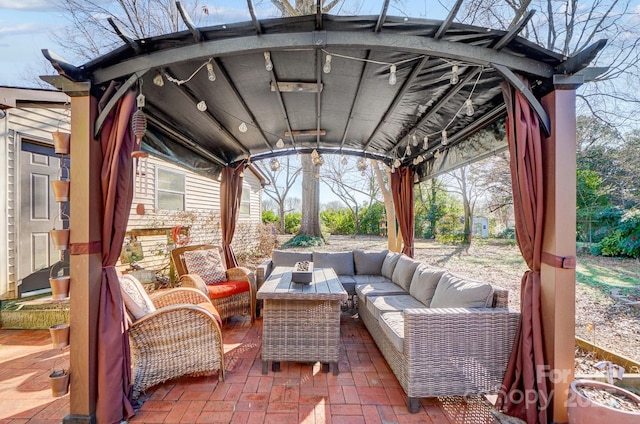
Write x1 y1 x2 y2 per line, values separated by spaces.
171 245 256 322
119 274 225 398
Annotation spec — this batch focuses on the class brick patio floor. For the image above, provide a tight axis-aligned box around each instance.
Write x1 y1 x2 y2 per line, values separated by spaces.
0 311 501 423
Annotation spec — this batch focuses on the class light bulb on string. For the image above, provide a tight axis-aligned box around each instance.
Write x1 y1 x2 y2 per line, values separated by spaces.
390 166 395 173
411 132 418 147
389 65 397 86
417 155 424 163
414 173 419 183
450 64 459 85
341 155 348 166
239 122 248 133
206 63 216 81
441 129 448 145
276 138 285 148
196 100 207 111
393 158 401 168
270 158 280 171
464 98 474 116
153 73 164 86
423 135 429 149
264 52 273 72
311 149 319 158
405 143 411 157
323 55 332 74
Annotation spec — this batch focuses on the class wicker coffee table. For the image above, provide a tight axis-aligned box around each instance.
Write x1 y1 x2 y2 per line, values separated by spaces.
257 266 348 375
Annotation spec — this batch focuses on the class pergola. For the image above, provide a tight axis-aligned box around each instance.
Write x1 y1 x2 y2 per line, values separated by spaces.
42 2 605 423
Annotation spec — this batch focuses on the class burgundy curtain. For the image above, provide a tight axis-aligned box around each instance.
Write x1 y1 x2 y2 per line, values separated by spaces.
496 81 549 424
96 90 137 423
220 163 245 268
390 166 415 257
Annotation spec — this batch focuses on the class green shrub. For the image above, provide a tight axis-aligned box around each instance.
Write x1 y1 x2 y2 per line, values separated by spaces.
321 209 355 234
435 231 466 244
262 210 279 225
284 212 302 234
282 234 324 248
358 203 385 235
595 209 640 258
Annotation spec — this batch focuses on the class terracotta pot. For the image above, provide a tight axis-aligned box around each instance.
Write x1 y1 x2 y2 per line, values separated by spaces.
49 323 70 349
568 379 640 424
51 180 70 202
52 131 70 155
49 276 70 299
49 369 69 397
50 229 70 250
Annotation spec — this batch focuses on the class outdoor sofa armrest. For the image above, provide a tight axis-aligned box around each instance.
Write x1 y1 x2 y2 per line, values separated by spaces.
402 307 520 397
256 259 274 290
149 287 210 309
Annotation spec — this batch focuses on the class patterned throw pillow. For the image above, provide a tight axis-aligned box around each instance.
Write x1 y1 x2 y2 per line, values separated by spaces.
183 249 227 285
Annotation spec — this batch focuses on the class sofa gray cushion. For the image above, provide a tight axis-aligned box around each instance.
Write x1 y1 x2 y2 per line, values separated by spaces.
313 251 355 276
392 256 421 292
409 264 446 307
337 275 357 294
366 295 426 320
272 250 312 267
352 275 389 285
379 312 405 353
430 273 494 308
355 282 405 304
381 252 402 279
353 250 388 275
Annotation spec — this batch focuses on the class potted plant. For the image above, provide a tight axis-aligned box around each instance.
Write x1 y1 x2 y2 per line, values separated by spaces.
568 361 640 424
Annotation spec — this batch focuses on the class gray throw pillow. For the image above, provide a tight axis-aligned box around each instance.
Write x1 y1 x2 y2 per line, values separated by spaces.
409 264 446 307
391 256 420 292
312 251 355 276
430 273 494 308
353 249 388 275
381 252 402 280
272 250 312 267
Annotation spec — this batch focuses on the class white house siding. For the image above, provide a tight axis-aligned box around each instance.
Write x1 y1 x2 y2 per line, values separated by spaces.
121 155 263 274
0 104 69 299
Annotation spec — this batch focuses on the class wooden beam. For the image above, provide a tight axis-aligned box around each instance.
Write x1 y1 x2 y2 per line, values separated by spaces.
493 63 551 136
285 129 326 137
176 1 203 42
107 17 141 53
493 10 536 51
374 0 391 33
434 0 463 39
94 70 149 138
246 0 262 34
271 81 323 92
41 50 86 82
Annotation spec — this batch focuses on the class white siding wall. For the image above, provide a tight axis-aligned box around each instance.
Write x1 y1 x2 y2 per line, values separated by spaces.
122 155 263 274
1 105 69 299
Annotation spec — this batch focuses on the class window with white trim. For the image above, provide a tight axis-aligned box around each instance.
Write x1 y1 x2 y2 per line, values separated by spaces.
240 185 251 216
156 167 185 211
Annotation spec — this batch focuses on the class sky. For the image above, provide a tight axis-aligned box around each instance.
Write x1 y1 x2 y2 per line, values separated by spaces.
0 0 447 87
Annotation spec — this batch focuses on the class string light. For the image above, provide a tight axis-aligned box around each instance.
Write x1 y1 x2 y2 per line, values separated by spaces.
389 65 397 86
464 98 474 116
414 173 419 183
264 52 273 71
152 73 164 86
341 155 348 165
165 58 213 85
441 130 448 145
404 143 411 156
270 158 281 171
197 100 207 111
276 138 285 148
423 135 429 149
239 122 248 133
323 55 332 74
393 158 401 168
356 157 367 172
206 63 216 81
450 64 459 85
411 132 418 146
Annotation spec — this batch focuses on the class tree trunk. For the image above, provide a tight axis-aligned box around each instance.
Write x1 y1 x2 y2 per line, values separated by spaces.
460 168 473 244
278 202 286 234
372 161 401 252
298 154 323 237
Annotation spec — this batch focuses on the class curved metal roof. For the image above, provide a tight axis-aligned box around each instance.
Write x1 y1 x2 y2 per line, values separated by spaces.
43 10 604 180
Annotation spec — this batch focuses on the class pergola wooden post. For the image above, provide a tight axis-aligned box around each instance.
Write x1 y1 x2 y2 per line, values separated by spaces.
65 86 102 423
540 88 577 423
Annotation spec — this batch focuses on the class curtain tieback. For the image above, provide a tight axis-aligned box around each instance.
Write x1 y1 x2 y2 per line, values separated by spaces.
541 251 576 269
70 241 102 255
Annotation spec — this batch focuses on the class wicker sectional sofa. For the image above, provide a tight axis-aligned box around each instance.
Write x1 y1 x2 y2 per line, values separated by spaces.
256 249 520 412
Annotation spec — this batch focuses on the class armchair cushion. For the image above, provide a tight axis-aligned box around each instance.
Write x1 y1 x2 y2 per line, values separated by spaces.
430 273 494 308
183 249 227 285
409 264 446 307
206 280 251 300
119 274 156 321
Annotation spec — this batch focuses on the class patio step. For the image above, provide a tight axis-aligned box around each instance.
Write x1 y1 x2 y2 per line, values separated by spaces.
0 295 69 329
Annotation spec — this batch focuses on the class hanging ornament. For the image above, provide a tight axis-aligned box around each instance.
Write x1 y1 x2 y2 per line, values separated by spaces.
131 82 147 144
270 158 281 171
131 151 149 197
356 157 367 172
341 155 348 166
